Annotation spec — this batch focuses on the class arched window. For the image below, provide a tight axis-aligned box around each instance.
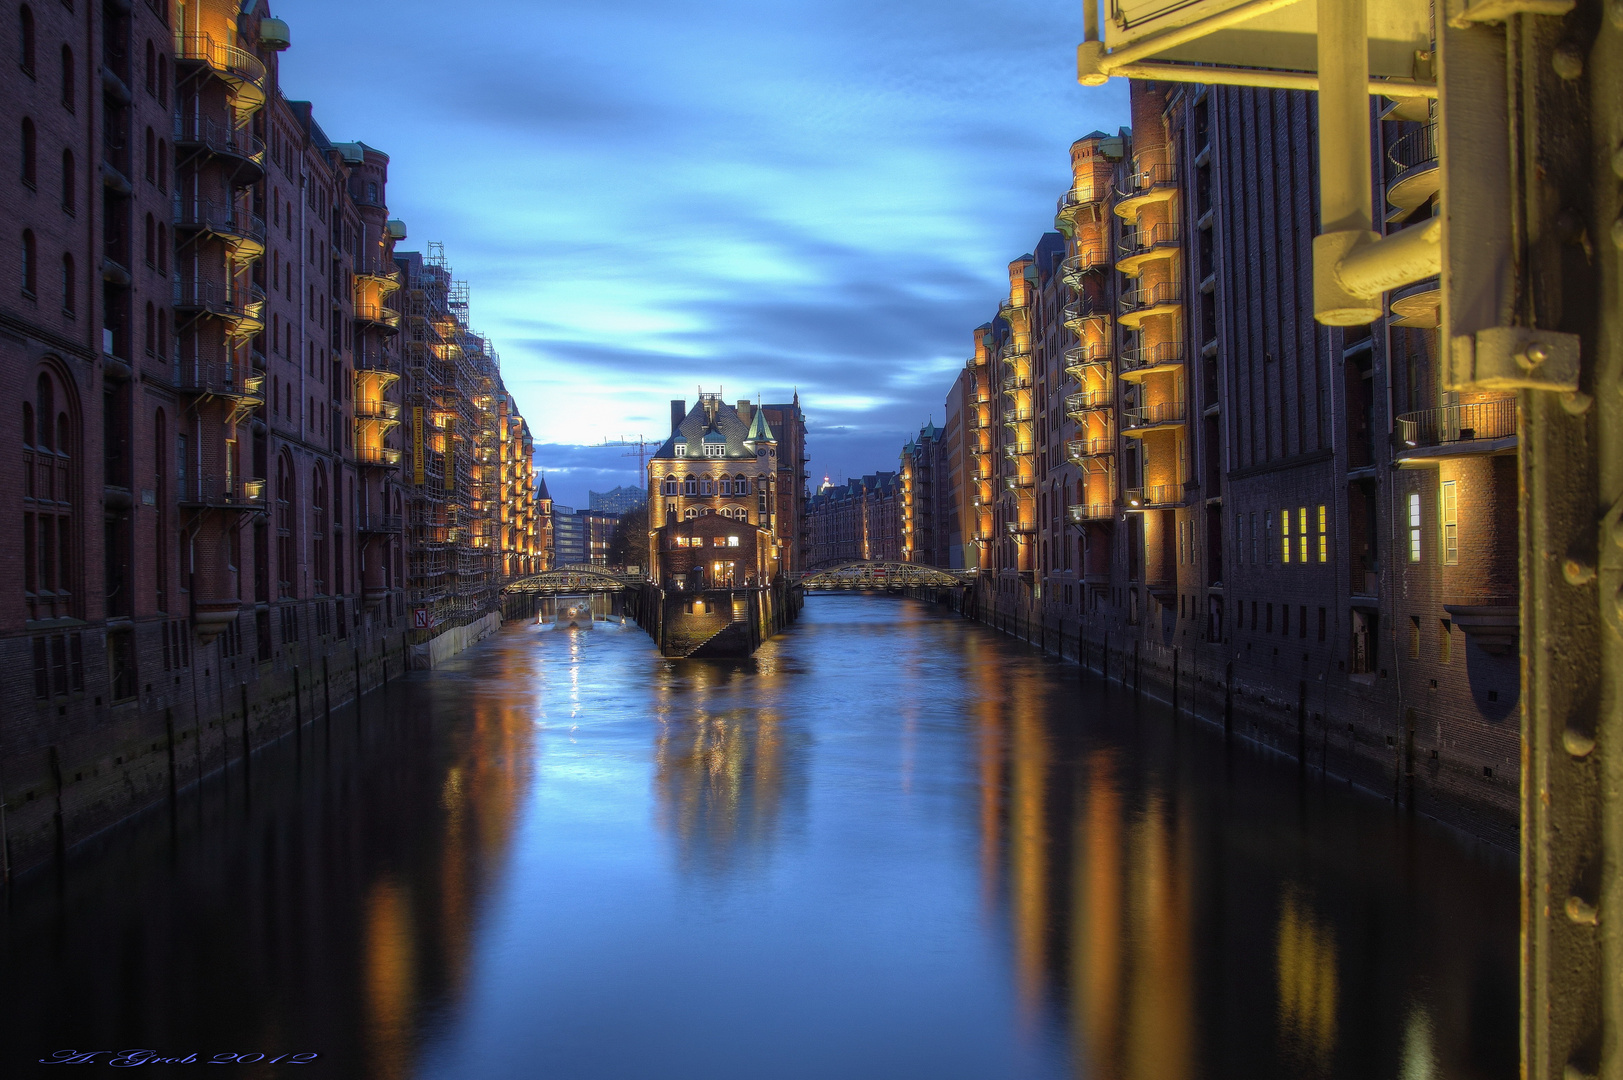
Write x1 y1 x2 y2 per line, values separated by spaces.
144 126 154 183
59 147 72 212
20 116 35 186
699 477 711 496
662 476 677 496
683 475 697 496
276 453 295 598
19 229 34 295
719 477 731 495
18 6 34 76
59 44 72 111
684 507 698 519
59 252 72 315
312 465 328 595
367 180 378 203
735 475 749 495
23 366 77 619
144 39 154 96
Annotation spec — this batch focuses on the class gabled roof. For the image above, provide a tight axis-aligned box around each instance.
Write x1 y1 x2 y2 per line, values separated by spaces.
651 399 762 462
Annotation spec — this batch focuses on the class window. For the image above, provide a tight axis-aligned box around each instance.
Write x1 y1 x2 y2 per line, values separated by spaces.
144 126 154 183
1280 509 1291 563
1439 619 1453 663
674 441 686 457
683 507 698 519
683 476 697 496
1440 480 1458 565
1300 604 1308 638
23 369 77 620
1317 504 1328 563
367 180 378 203
704 442 724 457
1409 616 1421 659
1249 511 1258 564
20 116 35 186
144 39 154 95
1282 604 1290 635
1266 603 1273 632
719 477 731 495
699 477 711 496
21 228 35 294
144 301 154 353
156 138 166 191
59 147 72 211
1298 506 1308 563
59 44 72 111
735 475 749 495
18 5 34 76
144 212 154 266
662 477 677 496
1318 606 1327 642
59 252 72 315
1264 512 1273 565
727 536 740 547
1408 492 1422 562
1234 512 1243 564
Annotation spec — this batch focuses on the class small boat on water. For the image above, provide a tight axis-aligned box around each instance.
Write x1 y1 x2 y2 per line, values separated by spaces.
554 597 593 629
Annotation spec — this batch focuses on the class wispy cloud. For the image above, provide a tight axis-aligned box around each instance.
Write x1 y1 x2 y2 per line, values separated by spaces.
273 0 1127 507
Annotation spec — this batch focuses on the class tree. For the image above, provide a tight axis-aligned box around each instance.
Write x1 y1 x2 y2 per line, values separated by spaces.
608 503 649 570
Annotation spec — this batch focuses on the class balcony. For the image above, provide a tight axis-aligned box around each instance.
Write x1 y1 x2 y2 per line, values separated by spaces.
354 445 404 468
1389 275 1440 329
1065 389 1113 417
1002 443 1034 459
999 340 1032 366
1067 437 1115 463
1385 124 1439 220
171 358 265 408
1116 222 1182 277
355 396 402 423
174 32 268 113
173 196 266 261
355 257 403 292
359 514 405 536
1061 248 1109 287
172 113 266 177
178 476 267 513
1119 341 1185 380
1124 484 1186 510
1113 162 1178 221
1001 373 1032 395
1005 520 1036 536
1122 400 1187 434
1395 399 1518 463
1067 502 1115 523
1062 295 1111 330
355 301 402 332
1003 475 1035 492
1055 186 1105 228
1064 343 1110 378
1118 280 1182 327
1002 406 1034 426
173 279 265 337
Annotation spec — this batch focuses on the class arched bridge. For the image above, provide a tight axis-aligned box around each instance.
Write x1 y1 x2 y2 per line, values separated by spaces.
792 561 975 591
504 564 641 594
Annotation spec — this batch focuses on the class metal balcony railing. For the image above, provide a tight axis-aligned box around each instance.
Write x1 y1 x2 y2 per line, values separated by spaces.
1387 123 1438 178
1005 520 1036 535
354 445 403 467
1003 443 1034 459
1124 484 1185 509
1119 280 1182 315
1397 399 1517 449
174 32 268 92
1066 389 1113 414
179 475 267 510
1116 162 1178 201
1063 296 1110 327
172 113 265 166
1119 221 1182 257
1056 186 1104 219
354 397 402 421
172 196 265 246
1002 406 1034 424
1068 502 1115 523
1068 438 1115 461
1120 341 1185 373
354 301 401 330
998 295 1028 321
1123 401 1187 429
1000 340 1032 364
1002 373 1032 393
171 359 265 404
1061 249 1109 285
1004 475 1035 491
360 514 405 534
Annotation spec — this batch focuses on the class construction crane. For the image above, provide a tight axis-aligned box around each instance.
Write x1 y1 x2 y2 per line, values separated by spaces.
600 436 655 489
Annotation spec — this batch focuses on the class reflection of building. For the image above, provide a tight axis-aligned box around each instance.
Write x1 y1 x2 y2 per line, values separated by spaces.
805 472 902 566
589 485 646 515
913 81 1517 840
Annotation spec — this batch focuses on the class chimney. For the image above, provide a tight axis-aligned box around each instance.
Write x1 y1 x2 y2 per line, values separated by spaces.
737 400 752 426
670 399 685 435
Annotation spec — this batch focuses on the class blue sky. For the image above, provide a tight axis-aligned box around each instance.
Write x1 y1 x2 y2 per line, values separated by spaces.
272 0 1128 509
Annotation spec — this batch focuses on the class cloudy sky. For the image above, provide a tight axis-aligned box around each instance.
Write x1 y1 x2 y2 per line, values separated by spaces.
272 0 1128 509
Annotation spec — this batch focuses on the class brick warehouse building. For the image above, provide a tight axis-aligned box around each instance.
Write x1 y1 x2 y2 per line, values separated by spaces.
0 0 542 877
806 471 902 568
901 82 1518 844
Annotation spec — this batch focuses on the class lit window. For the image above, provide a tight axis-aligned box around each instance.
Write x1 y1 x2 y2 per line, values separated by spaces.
684 476 697 496
712 536 726 547
684 507 697 519
674 441 686 457
705 443 724 458
1317 505 1327 563
1440 480 1458 565
1409 492 1422 562
1298 507 1308 563
727 536 740 547
719 477 731 495
1280 509 1291 564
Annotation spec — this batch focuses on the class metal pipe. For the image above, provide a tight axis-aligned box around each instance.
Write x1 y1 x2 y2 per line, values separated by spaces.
1311 0 1382 325
1110 60 1438 98
1083 0 1099 43
1337 216 1442 296
1101 0 1306 71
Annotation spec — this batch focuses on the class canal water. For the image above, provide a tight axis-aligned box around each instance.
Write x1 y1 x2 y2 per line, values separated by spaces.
1 596 1516 1079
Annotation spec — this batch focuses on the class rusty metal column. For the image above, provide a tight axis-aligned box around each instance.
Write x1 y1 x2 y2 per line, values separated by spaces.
1511 5 1621 1079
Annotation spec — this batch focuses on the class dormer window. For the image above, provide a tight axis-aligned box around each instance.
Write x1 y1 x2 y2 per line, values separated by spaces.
674 441 687 457
704 443 725 458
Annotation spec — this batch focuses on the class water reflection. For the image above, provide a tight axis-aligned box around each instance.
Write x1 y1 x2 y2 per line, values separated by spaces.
0 599 1516 1080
